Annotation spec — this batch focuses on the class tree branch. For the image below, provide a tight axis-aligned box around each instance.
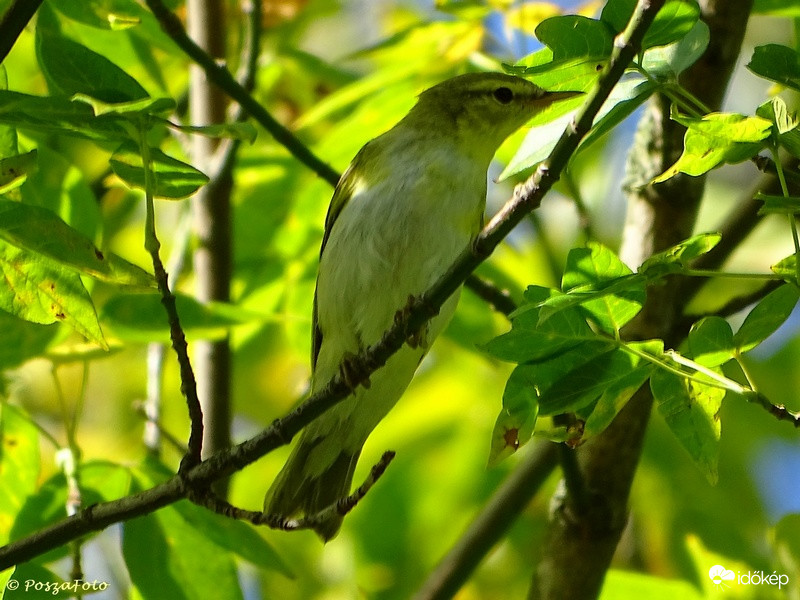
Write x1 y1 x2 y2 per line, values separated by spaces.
0 0 43 65
143 0 340 186
192 451 396 531
0 1 646 565
413 444 558 600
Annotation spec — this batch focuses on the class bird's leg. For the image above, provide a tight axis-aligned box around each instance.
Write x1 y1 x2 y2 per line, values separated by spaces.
339 351 372 390
395 294 435 349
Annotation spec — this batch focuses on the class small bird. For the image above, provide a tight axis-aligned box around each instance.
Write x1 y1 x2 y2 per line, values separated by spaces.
265 72 580 540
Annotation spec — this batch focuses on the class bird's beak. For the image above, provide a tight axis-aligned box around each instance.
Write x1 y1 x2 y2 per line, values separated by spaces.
536 90 585 106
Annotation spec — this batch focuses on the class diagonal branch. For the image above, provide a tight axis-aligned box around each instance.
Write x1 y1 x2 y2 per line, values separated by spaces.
0 0 43 64
0 0 661 570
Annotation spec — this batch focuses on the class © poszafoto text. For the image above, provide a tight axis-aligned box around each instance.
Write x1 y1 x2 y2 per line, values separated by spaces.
5 578 110 595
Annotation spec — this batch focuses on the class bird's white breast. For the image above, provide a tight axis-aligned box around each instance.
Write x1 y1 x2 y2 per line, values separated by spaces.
313 142 488 388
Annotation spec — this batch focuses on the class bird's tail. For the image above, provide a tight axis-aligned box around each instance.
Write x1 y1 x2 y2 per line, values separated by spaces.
265 429 362 541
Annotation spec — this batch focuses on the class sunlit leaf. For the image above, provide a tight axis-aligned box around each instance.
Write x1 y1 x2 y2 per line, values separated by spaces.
653 112 771 182
72 94 176 116
538 348 648 416
110 143 209 199
50 0 146 30
484 286 604 363
639 232 722 277
0 91 130 141
651 369 722 484
0 200 154 288
0 240 106 347
502 72 647 178
688 317 735 368
168 121 258 144
560 242 645 334
0 150 37 194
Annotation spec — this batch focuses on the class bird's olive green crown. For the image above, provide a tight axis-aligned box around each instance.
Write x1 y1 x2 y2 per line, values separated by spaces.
399 72 578 155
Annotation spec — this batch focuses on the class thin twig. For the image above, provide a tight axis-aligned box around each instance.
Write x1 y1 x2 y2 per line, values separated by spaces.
0 0 654 567
137 117 204 472
464 274 517 317
413 444 558 600
0 0 43 64
192 451 396 531
747 392 800 427
133 400 189 454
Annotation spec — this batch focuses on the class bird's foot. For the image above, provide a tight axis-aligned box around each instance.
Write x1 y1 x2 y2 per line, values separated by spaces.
394 294 432 349
339 351 371 390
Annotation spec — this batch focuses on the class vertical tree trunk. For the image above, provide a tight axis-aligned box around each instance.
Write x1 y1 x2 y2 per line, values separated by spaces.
187 0 233 488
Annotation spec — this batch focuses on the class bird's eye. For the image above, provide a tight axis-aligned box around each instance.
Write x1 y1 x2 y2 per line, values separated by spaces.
493 87 513 104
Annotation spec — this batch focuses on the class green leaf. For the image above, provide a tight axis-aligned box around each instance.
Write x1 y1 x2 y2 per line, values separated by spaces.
101 292 254 342
560 243 646 334
640 20 710 79
502 72 649 178
538 348 649 416
535 15 614 60
639 232 721 278
756 96 798 134
654 112 771 182
484 286 604 363
169 121 258 144
72 94 176 116
0 200 154 288
582 340 659 439
50 0 146 30
772 253 799 279
0 150 37 195
0 404 40 546
124 461 249 600
688 317 735 368
747 44 800 92
733 284 800 352
755 96 800 157
755 192 800 215
110 143 209 199
0 240 106 347
602 0 700 49
578 77 656 152
488 366 540 466
651 369 722 484
0 91 130 141
36 5 149 103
